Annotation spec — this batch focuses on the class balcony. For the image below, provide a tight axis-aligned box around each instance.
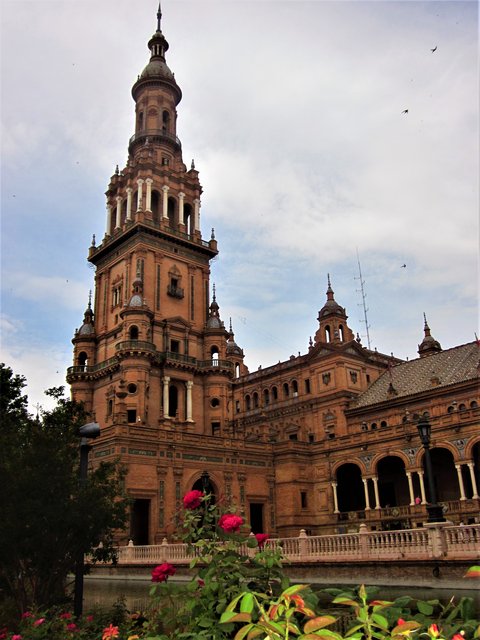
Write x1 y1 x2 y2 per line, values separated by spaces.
115 340 157 355
197 359 234 373
128 128 181 150
167 284 184 299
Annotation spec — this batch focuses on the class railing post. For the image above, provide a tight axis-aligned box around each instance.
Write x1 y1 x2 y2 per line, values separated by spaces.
299 529 308 559
425 523 448 559
126 539 134 563
161 537 169 562
359 523 369 559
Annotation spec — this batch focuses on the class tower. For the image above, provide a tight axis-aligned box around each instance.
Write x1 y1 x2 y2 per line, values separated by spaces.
67 6 248 543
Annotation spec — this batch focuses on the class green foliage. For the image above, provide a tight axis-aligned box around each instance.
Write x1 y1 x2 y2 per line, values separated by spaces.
0 363 128 616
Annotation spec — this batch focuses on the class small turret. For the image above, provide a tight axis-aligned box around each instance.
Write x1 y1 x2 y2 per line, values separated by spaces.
418 313 442 357
314 275 354 345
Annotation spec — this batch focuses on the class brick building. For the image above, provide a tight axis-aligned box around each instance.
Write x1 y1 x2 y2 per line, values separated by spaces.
67 7 480 543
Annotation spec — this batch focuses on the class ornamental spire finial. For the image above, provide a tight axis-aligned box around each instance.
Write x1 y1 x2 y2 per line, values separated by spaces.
157 2 162 31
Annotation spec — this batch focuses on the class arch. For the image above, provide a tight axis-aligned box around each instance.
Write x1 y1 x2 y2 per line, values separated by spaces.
147 106 158 129
376 455 409 507
121 198 127 225
167 196 176 227
263 389 270 406
210 346 219 365
138 110 144 132
253 392 259 409
129 325 139 340
234 363 240 378
151 189 160 224
245 394 251 411
272 386 278 401
292 380 298 396
339 324 344 341
77 352 88 368
184 203 193 235
168 384 178 418
162 109 171 134
325 325 331 343
283 382 289 398
421 447 458 502
335 463 365 512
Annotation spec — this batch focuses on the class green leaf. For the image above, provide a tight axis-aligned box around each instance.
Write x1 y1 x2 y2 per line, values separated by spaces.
391 621 422 635
371 613 389 630
220 611 252 624
283 583 309 596
240 592 255 614
233 623 256 640
417 601 434 615
304 615 337 632
332 596 358 607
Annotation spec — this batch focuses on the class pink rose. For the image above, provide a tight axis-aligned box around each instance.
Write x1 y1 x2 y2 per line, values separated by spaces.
33 619 45 627
59 613 72 619
67 623 77 631
218 514 243 533
21 613 32 619
183 490 204 510
255 533 269 548
12 635 23 640
151 562 176 583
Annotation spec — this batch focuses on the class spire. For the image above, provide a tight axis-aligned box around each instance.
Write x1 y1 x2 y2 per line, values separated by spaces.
156 2 162 32
206 284 223 329
315 275 354 345
418 313 442 357
77 292 95 336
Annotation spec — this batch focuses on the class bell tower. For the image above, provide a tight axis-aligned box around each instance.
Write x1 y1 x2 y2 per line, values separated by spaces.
67 6 247 543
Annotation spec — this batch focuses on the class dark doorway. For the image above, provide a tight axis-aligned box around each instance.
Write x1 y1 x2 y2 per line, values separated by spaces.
336 463 364 512
250 503 264 533
192 473 216 503
168 385 178 418
131 499 150 545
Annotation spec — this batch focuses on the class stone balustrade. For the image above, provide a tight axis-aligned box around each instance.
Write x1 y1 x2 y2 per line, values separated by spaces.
111 524 479 566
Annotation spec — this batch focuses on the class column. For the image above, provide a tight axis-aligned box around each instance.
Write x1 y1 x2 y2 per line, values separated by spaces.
186 381 193 422
105 204 112 236
145 178 153 212
163 376 170 419
162 185 169 219
115 196 122 229
406 471 415 505
136 179 144 211
178 192 185 225
467 462 479 498
417 470 427 504
126 188 133 221
362 477 370 510
372 476 380 509
455 464 467 501
193 198 200 231
331 481 339 514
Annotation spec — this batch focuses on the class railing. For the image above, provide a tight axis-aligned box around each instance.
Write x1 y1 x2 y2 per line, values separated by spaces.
164 351 197 365
197 359 234 372
109 524 480 566
129 129 181 148
67 357 119 376
115 340 157 352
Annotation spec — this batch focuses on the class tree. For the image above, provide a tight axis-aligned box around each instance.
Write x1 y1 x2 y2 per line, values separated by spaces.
0 363 128 614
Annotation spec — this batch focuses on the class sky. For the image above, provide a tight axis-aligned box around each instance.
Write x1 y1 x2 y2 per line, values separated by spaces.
1 0 478 413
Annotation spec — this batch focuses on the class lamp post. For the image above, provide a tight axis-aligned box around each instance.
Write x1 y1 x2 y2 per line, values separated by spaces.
416 415 445 523
73 422 100 619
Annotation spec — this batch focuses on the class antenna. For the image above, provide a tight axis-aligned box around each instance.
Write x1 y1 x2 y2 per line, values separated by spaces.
354 249 372 349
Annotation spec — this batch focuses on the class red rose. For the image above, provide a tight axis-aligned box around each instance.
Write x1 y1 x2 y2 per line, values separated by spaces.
218 514 243 533
151 562 176 583
183 490 204 510
59 613 72 620
67 623 77 631
255 533 269 548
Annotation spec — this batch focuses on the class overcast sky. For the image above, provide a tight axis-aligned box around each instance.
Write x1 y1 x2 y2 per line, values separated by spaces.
1 0 478 413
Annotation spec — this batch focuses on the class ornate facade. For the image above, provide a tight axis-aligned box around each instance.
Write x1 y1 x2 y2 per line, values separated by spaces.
67 7 480 544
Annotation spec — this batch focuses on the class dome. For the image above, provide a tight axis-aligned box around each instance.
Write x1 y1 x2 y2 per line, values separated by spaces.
129 294 143 307
78 322 94 336
206 316 223 329
139 58 175 82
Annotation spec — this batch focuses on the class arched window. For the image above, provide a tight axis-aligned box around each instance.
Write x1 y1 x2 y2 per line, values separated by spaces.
339 324 344 341
211 346 219 365
167 196 176 227
283 382 289 398
168 384 178 418
325 325 331 343
234 363 240 378
151 190 160 225
272 386 278 401
263 389 270 406
292 380 298 396
253 392 259 408
77 352 88 369
245 394 251 411
138 111 144 131
129 325 139 340
184 203 193 235
162 110 170 134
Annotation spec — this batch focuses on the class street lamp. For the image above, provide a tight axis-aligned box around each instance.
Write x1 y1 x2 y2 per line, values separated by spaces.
416 415 445 523
73 422 100 619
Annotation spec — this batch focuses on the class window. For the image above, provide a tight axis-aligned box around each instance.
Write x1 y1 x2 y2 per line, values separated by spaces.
129 325 139 340
128 383 137 394
210 397 220 408
305 378 311 394
325 325 331 343
292 380 298 396
211 421 220 435
235 400 240 413
289 433 298 441
170 340 180 353
283 383 289 398
272 386 278 401
380 420 388 428
263 389 270 406
300 491 307 508
371 423 377 430
127 409 137 423
253 392 259 408
308 434 315 443
77 352 88 368
245 395 251 411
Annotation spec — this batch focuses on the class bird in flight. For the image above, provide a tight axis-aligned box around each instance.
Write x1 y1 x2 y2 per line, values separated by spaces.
401 109 408 114
431 46 437 53
401 264 407 268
